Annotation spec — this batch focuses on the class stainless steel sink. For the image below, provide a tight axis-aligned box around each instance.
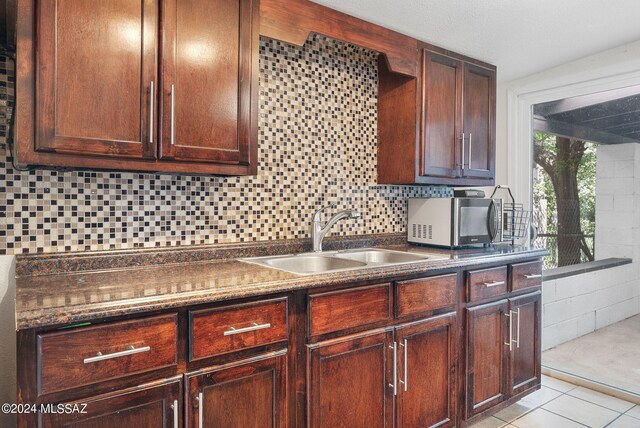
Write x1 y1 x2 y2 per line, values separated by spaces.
260 254 367 274
332 249 433 264
241 248 446 275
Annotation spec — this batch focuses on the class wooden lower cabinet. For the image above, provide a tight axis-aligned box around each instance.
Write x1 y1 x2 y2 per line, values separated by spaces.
307 329 394 428
508 292 542 396
396 313 457 428
465 300 509 418
39 378 181 428
186 351 287 428
465 291 542 420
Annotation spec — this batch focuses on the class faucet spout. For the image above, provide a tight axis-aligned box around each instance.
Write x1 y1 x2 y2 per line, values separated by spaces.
312 206 361 252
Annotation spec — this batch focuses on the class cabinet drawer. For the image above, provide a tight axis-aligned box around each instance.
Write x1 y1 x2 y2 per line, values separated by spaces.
511 261 543 291
190 297 288 361
38 314 178 395
308 283 392 337
396 273 457 318
467 266 508 303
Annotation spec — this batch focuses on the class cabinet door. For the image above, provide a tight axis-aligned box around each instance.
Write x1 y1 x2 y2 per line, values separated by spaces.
396 313 457 428
187 352 287 428
36 0 158 159
308 329 394 428
508 292 542 396
462 63 495 180
421 50 463 179
160 0 258 167
39 379 181 428
466 300 509 418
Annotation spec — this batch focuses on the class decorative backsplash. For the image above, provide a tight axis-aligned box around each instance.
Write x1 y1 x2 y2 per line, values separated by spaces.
0 36 452 255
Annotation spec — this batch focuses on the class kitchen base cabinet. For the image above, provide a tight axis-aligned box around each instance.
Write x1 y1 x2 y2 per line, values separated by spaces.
508 292 542 396
38 378 182 428
187 351 288 428
465 300 509 418
396 313 457 428
307 329 394 428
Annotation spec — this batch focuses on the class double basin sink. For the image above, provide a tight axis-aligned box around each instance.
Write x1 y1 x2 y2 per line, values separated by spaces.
241 248 447 275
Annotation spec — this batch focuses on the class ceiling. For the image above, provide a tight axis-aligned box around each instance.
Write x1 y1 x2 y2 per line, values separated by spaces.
313 0 640 82
533 85 640 145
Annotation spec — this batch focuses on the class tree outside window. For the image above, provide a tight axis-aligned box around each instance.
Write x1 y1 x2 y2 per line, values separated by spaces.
532 132 596 268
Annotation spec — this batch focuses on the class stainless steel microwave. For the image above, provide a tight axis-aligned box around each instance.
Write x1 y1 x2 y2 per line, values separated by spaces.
408 197 503 247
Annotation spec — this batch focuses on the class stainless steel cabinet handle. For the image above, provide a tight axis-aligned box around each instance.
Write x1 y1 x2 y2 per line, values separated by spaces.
223 322 271 336
504 312 513 351
516 307 521 349
149 81 154 144
402 339 408 392
484 280 505 288
170 400 178 428
83 345 150 364
524 274 542 279
389 342 397 395
460 133 466 175
468 133 472 168
197 392 203 428
170 84 176 146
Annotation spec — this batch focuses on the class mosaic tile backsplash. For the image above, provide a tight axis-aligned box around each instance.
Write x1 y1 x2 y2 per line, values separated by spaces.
0 36 452 255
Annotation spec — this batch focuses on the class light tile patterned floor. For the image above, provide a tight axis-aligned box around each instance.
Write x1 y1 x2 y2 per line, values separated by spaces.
469 375 640 428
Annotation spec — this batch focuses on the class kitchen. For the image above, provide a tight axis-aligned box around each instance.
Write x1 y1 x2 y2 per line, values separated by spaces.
1 1 640 427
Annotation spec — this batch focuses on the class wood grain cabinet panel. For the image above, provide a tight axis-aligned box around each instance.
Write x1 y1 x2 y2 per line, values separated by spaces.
465 300 509 418
38 378 181 428
509 292 542 395
395 273 457 318
308 283 392 337
396 313 457 428
462 62 496 179
160 0 258 167
511 261 543 292
187 352 287 428
35 0 158 159
307 329 394 428
37 314 178 395
466 266 508 303
189 297 288 360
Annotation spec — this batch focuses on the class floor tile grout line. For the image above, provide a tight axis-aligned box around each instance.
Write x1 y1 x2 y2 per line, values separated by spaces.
554 392 631 415
540 407 597 427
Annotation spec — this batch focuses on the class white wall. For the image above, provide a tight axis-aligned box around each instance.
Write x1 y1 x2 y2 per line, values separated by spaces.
0 255 16 428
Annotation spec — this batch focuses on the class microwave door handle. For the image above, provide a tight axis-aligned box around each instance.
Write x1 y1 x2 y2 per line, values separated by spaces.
488 199 498 241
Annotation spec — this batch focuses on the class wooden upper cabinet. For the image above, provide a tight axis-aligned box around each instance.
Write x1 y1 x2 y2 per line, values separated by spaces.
36 0 158 159
378 44 496 186
160 0 257 167
421 51 462 179
20 0 258 174
462 62 496 179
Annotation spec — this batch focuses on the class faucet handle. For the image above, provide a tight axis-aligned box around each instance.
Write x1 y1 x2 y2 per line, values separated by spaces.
313 204 337 221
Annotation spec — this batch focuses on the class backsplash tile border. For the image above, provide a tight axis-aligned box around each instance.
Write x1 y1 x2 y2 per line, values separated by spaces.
0 36 452 255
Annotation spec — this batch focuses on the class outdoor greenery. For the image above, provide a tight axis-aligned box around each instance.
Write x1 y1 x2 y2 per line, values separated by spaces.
532 132 597 268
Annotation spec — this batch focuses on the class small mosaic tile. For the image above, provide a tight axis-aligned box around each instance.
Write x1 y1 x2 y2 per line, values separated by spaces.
0 36 452 255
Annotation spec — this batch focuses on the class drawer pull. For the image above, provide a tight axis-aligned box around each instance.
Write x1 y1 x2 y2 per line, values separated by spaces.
83 345 151 364
223 322 271 336
524 274 542 279
483 280 505 288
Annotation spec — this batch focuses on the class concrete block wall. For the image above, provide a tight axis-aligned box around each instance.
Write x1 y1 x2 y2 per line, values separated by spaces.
542 143 640 350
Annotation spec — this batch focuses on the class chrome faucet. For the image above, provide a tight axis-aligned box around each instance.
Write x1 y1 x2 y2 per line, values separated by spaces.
312 205 361 252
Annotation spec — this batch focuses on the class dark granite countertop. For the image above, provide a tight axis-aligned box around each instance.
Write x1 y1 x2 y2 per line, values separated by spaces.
15 237 547 330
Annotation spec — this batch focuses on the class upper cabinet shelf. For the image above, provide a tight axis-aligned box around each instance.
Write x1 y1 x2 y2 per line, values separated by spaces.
16 0 259 175
378 44 497 186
